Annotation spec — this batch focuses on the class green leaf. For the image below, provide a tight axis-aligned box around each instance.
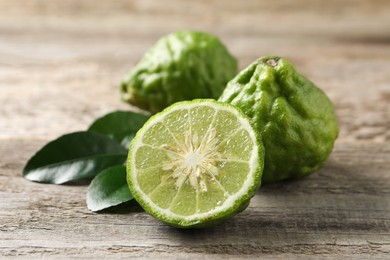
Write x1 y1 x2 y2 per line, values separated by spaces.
23 131 127 184
88 111 150 148
87 165 133 211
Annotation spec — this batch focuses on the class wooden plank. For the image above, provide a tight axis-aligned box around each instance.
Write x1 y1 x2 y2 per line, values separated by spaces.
0 141 389 258
0 0 389 142
0 0 389 258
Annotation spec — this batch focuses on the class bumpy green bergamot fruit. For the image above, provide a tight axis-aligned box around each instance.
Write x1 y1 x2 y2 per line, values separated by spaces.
120 31 237 113
219 56 339 183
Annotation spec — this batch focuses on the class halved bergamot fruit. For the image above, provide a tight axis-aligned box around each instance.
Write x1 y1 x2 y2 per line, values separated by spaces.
127 99 263 228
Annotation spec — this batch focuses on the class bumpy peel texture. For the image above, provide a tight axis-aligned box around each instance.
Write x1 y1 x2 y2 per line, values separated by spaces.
219 56 339 183
120 31 237 113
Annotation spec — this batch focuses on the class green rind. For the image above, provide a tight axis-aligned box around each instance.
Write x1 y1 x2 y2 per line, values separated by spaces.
120 31 237 113
219 56 339 183
127 99 263 228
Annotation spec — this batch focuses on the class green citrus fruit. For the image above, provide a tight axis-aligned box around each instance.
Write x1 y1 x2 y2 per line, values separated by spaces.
127 99 263 228
219 56 339 183
120 31 237 114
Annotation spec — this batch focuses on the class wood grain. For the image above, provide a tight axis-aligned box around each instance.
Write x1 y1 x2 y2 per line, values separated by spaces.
0 0 389 142
0 0 389 258
1 141 389 258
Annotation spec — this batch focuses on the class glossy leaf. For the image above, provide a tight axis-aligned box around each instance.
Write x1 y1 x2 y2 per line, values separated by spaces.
23 131 127 184
87 165 133 211
88 111 150 148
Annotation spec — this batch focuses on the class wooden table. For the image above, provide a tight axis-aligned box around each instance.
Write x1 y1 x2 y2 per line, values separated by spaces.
1 0 389 258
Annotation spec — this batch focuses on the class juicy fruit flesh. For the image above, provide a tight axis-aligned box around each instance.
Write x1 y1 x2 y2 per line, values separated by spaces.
136 108 252 215
128 101 261 225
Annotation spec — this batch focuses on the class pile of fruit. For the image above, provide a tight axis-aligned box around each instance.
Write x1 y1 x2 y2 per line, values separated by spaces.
24 31 338 228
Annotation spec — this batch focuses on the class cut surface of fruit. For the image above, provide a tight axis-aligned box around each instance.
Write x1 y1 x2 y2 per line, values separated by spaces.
127 99 263 228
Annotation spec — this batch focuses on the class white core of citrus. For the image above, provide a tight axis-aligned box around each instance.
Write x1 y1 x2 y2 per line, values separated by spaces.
161 128 221 193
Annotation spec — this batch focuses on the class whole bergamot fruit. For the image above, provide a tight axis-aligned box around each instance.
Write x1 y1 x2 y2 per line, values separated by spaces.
120 31 237 113
219 56 339 183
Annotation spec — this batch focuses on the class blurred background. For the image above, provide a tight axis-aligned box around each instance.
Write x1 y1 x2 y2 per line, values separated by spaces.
0 0 389 142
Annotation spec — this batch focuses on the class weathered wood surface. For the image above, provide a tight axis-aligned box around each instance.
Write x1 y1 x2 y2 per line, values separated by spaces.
1 141 389 258
0 0 389 258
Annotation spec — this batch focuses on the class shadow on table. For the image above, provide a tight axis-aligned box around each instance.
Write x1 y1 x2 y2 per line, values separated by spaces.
151 158 385 253
98 200 144 214
157 212 317 255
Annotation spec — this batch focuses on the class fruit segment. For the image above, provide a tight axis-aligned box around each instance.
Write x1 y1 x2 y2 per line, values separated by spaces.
215 161 249 195
212 110 241 141
148 176 177 209
169 178 197 216
189 106 216 143
141 122 175 147
197 177 228 213
136 167 163 195
217 128 253 161
162 109 190 145
135 146 170 170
